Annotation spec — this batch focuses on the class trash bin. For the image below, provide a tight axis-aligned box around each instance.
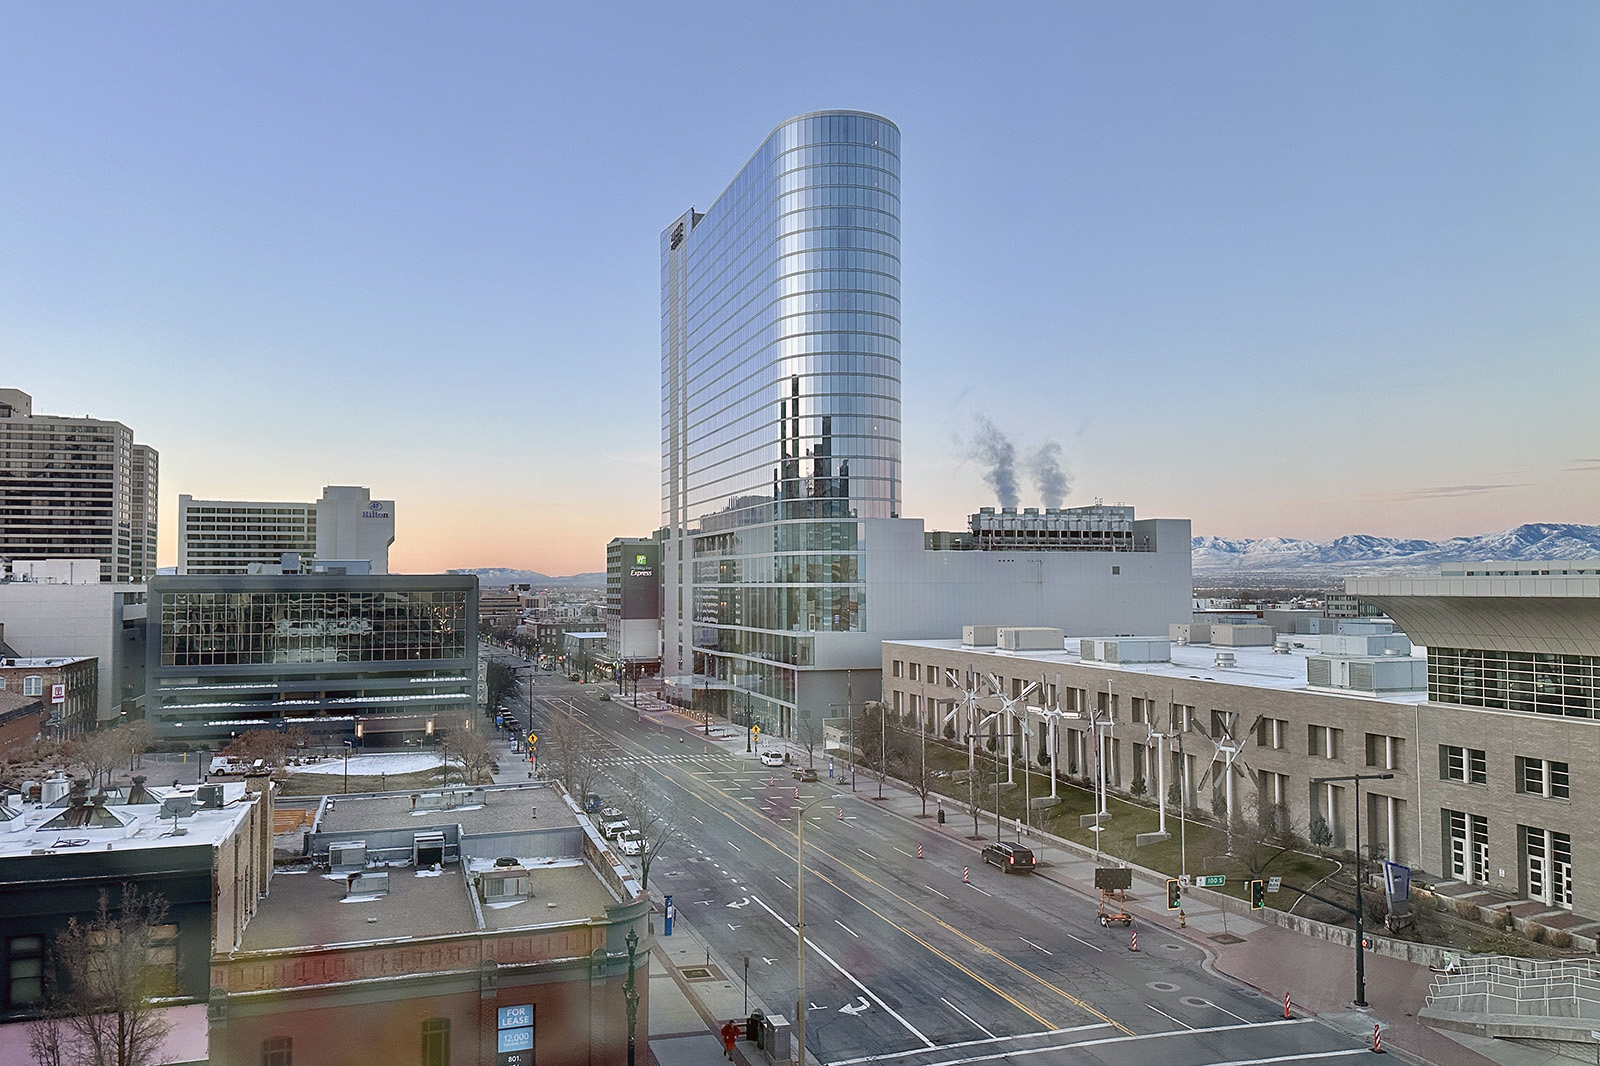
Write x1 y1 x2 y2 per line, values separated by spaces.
747 1012 764 1047
937 808 945 824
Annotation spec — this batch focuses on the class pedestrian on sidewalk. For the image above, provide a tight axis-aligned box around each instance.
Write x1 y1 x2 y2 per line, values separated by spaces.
720 1019 740 1059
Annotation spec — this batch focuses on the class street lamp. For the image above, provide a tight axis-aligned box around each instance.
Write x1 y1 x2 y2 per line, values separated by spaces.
1310 771 1393 1008
794 794 830 1066
342 739 352 794
623 926 641 1066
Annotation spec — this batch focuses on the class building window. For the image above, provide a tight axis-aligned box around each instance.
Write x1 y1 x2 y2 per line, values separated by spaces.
891 660 902 678
421 1019 450 1066
1440 745 1487 784
6 936 44 1008
927 664 938 685
261 1036 292 1066
1365 734 1403 770
1517 757 1571 799
1256 718 1286 750
1444 809 1490 884
22 676 43 697
1522 825 1574 908
1308 724 1340 759
908 663 919 682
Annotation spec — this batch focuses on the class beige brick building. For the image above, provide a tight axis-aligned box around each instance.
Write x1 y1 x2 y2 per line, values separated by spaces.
881 563 1600 931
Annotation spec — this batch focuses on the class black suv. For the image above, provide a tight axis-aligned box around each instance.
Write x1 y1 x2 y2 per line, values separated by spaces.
981 841 1037 873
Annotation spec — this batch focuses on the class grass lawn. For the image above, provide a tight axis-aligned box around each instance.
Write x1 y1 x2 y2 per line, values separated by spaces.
880 734 1338 904
273 765 489 797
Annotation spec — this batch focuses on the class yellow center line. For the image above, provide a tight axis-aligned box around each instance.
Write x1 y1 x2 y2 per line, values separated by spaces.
581 718 1134 1037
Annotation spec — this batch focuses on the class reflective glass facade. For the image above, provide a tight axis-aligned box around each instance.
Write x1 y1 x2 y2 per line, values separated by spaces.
146 575 478 741
662 112 900 729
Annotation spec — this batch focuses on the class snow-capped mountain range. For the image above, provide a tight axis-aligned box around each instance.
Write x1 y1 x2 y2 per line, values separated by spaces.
451 567 605 588
1192 523 1600 573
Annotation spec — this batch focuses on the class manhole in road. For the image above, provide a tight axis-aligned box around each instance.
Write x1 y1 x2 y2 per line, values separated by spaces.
1181 996 1212 1009
1161 943 1183 952
1146 981 1180 993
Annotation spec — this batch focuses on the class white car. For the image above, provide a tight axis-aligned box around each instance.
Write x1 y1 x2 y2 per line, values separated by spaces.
619 830 645 856
758 749 785 767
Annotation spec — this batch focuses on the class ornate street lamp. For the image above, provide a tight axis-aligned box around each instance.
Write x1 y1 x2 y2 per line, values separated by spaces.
624 926 640 1066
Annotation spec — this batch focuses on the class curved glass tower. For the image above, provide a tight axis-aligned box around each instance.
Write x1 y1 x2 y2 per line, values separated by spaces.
662 111 901 735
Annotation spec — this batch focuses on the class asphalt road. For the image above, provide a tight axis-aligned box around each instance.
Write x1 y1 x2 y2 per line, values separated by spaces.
489 651 1372 1066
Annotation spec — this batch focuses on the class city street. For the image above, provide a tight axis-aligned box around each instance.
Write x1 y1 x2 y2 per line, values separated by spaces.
488 651 1375 1066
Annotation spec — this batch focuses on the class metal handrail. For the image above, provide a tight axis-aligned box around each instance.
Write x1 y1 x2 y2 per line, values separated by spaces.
1426 955 1600 1021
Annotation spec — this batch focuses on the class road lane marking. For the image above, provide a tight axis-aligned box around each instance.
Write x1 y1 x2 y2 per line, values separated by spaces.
749 894 934 1047
727 842 740 851
924 885 949 899
857 848 877 860
827 1024 1110 1066
586 725 1124 1037
774 875 793 890
966 882 992 896
834 919 859 937
940 998 994 1038
838 1025 1355 1066
1059 931 1102 953
1202 1000 1251 1023
894 846 916 859
1018 937 1052 955
1144 1003 1192 1029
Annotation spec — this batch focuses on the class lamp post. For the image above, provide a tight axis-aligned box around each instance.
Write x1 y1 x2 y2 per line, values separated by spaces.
342 739 352 794
624 926 640 1066
794 794 829 1066
1310 771 1394 1008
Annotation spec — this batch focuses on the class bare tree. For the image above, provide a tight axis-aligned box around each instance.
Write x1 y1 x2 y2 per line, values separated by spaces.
485 659 518 716
61 730 124 788
544 705 600 805
1234 801 1305 884
616 766 684 891
452 726 494 785
31 884 174 1066
794 709 824 769
222 726 311 773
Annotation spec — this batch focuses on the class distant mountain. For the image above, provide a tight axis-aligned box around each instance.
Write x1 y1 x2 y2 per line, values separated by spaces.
451 567 606 588
1193 523 1600 573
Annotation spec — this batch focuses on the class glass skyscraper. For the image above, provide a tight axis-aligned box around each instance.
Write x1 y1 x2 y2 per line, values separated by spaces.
661 111 901 736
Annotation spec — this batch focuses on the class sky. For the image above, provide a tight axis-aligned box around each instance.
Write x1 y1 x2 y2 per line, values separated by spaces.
2 3 1596 576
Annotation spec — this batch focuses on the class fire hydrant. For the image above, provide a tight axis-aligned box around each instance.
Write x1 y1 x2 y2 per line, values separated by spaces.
1178 909 1187 929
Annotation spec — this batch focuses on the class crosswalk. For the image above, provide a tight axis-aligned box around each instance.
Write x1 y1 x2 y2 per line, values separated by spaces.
592 753 710 767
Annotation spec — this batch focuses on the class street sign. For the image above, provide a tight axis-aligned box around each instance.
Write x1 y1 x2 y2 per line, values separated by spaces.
529 734 537 744
664 894 675 936
50 684 65 704
1267 876 1282 893
1178 874 1192 888
1196 874 1227 887
753 725 761 736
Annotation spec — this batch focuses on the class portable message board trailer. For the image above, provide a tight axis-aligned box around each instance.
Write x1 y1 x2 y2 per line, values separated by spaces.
1094 867 1134 926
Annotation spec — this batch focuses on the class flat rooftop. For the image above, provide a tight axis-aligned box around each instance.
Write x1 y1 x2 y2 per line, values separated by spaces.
0 781 257 859
241 865 478 950
313 782 578 835
885 636 1430 705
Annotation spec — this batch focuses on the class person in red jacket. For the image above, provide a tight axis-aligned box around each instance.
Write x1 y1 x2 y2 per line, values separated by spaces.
720 1020 740 1059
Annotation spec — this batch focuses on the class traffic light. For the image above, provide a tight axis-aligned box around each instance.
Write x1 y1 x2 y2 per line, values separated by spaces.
1165 878 1181 911
1248 879 1265 910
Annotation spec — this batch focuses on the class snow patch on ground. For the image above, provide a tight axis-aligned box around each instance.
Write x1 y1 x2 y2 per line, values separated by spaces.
291 754 447 776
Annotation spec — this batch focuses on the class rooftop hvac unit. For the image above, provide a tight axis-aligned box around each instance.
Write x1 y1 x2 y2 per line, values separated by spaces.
329 841 367 869
413 831 446 867
480 867 531 902
1213 651 1237 668
195 785 223 809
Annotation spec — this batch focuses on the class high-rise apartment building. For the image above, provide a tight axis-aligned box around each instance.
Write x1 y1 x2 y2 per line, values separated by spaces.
661 111 903 733
0 388 159 582
178 485 395 575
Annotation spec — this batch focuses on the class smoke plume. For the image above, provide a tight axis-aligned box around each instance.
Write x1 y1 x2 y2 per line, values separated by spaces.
1026 441 1071 509
969 415 1018 509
